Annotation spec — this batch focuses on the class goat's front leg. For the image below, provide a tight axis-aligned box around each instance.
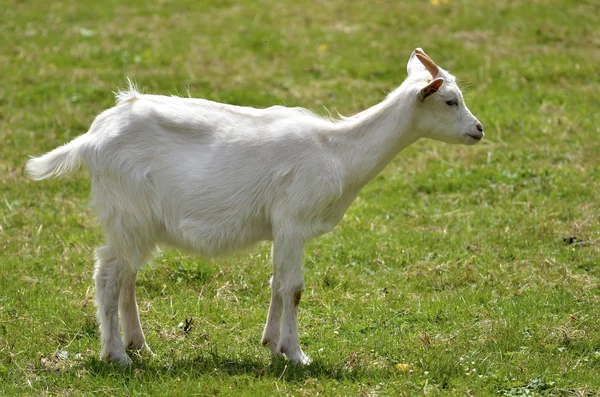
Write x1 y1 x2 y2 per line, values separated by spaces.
267 233 310 364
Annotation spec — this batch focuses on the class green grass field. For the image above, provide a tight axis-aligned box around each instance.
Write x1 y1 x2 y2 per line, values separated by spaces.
1 0 600 395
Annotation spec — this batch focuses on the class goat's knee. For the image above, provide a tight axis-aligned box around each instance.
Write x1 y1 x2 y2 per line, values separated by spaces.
278 271 304 295
280 279 304 303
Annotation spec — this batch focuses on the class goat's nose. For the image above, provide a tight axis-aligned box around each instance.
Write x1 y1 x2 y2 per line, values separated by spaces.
476 122 484 132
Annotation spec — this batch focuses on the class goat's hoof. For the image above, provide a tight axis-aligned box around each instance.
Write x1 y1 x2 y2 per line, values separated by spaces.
118 354 134 366
103 352 133 366
279 345 311 365
288 352 311 365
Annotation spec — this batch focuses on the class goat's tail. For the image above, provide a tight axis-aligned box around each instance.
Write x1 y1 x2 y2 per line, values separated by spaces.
26 134 89 180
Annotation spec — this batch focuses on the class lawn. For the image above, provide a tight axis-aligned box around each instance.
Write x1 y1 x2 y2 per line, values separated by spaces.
1 0 600 395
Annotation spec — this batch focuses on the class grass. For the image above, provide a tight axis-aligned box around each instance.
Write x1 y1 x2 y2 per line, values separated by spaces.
1 0 600 395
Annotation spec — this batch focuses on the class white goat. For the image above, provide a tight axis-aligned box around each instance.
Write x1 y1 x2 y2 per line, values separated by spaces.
26 49 483 365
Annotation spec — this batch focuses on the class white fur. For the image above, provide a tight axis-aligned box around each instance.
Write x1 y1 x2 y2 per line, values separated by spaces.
26 49 483 365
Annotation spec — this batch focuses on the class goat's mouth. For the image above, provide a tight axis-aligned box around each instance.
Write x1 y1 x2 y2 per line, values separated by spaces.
465 132 483 141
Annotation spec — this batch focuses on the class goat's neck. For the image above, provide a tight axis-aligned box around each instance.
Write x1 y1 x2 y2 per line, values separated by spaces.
330 89 418 189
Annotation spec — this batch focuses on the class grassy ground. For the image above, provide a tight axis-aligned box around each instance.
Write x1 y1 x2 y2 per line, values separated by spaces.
1 0 600 395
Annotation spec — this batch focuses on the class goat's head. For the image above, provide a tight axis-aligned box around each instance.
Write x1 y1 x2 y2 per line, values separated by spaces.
406 48 483 145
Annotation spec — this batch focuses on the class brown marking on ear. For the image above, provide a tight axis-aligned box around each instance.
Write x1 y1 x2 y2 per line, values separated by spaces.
419 77 444 101
293 291 302 307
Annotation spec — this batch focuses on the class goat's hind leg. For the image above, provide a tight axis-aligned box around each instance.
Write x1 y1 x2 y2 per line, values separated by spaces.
119 268 153 356
94 246 132 365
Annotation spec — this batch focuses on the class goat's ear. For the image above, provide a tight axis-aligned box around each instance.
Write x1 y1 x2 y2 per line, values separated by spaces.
419 78 444 101
407 48 428 76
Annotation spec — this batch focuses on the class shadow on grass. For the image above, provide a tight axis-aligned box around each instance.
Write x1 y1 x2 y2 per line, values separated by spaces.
79 351 392 383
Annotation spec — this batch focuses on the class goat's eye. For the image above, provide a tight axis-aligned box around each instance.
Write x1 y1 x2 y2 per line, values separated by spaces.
446 99 458 106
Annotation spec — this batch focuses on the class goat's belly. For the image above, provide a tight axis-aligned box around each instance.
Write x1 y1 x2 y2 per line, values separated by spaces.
160 217 272 257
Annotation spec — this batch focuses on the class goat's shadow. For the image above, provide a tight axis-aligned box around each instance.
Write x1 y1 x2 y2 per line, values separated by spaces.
80 352 391 383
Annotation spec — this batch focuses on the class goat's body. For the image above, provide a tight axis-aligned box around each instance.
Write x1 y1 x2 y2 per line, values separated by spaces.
27 49 483 365
71 91 349 264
